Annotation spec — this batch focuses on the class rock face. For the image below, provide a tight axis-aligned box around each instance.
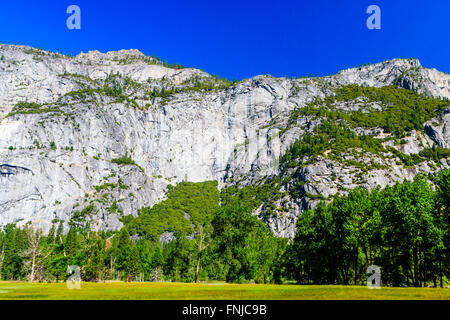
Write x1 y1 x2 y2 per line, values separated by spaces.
425 107 450 148
0 44 449 237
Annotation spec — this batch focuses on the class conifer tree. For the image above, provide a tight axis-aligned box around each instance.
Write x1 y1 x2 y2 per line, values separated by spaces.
116 227 132 277
1 226 18 280
128 244 141 278
56 221 64 244
47 225 55 245
65 228 78 261
86 236 105 281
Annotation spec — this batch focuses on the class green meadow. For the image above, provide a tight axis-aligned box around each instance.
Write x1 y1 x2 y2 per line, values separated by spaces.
0 282 448 300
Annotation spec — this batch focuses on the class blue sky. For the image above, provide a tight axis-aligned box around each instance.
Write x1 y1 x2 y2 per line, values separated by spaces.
0 0 448 80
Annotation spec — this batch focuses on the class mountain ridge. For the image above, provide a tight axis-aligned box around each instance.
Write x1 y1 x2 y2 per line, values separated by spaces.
0 44 449 239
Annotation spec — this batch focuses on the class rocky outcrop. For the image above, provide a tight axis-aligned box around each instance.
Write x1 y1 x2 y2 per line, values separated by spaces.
425 107 450 148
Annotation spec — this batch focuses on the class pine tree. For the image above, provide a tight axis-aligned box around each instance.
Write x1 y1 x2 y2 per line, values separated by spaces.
65 228 78 260
47 225 55 244
1 226 17 280
116 227 132 276
86 236 104 281
151 244 164 282
118 227 131 247
56 221 64 244
152 245 164 269
128 244 141 278
1 226 25 280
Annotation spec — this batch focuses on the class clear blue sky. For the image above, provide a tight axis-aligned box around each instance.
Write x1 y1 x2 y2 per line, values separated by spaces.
0 0 448 80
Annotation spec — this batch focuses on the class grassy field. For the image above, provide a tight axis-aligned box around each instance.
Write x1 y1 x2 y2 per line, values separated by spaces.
0 282 449 300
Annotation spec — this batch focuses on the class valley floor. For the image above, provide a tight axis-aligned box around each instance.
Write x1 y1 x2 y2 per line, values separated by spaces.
0 282 448 300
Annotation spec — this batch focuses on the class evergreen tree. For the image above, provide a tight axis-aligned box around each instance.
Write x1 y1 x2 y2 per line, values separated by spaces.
1 226 19 280
64 228 79 261
86 236 105 281
47 225 55 245
116 227 132 278
128 244 141 278
56 222 64 244
1 225 26 280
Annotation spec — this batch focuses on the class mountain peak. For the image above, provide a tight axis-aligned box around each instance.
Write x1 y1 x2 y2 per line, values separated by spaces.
77 49 145 60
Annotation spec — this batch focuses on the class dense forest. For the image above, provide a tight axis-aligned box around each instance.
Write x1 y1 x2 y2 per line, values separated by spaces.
0 171 448 287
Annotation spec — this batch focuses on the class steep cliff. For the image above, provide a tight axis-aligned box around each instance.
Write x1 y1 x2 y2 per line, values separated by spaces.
0 44 449 237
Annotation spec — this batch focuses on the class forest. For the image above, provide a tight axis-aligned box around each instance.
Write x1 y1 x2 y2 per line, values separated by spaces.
0 171 448 287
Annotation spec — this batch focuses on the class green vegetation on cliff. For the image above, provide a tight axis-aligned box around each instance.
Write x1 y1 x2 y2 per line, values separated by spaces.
282 85 450 170
288 85 449 138
124 181 220 240
7 101 64 117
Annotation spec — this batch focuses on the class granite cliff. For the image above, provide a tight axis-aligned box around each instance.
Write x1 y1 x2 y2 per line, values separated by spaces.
0 44 449 238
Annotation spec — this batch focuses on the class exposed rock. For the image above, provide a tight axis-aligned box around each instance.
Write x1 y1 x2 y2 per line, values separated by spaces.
159 232 176 244
0 44 449 238
424 107 450 148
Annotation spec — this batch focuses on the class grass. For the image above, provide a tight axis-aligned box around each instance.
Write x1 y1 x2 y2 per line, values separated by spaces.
0 282 448 300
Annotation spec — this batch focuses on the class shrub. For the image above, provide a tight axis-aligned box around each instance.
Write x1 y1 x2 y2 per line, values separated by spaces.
111 156 136 166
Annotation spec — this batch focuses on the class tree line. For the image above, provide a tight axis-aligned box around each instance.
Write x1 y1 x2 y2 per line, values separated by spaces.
282 171 449 287
0 171 448 287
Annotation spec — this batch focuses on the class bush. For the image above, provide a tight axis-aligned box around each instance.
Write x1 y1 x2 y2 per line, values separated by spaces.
111 156 136 166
